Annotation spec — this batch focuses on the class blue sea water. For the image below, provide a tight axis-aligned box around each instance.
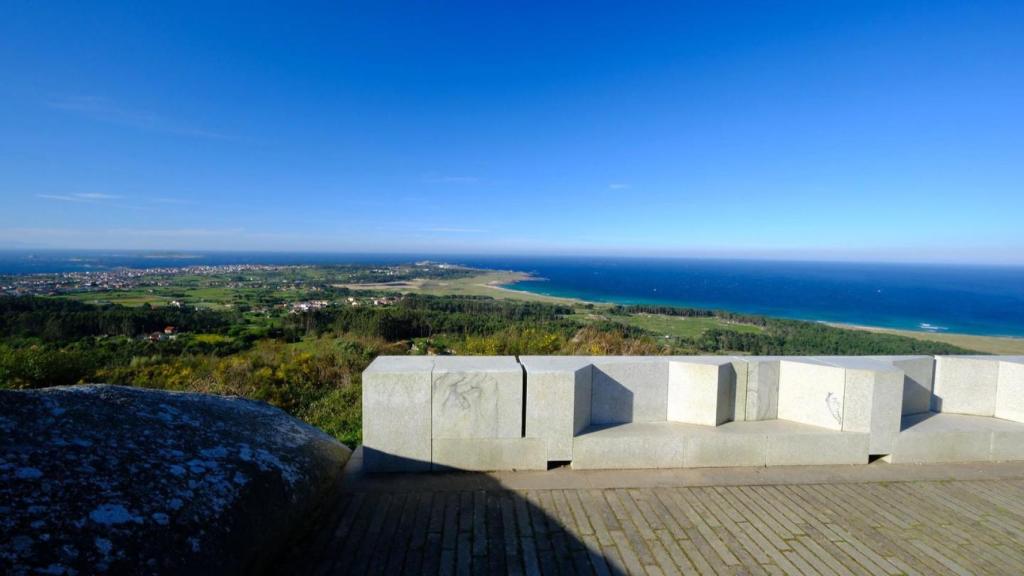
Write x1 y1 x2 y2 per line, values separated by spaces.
471 257 1024 338
2 250 1023 338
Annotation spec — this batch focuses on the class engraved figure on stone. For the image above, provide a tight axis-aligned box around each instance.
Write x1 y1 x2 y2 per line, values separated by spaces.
440 375 483 411
826 392 843 425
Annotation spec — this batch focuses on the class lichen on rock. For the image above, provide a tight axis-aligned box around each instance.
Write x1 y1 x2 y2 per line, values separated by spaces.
0 384 351 575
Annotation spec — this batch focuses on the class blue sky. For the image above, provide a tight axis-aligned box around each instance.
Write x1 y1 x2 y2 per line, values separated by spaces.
1 1 1022 263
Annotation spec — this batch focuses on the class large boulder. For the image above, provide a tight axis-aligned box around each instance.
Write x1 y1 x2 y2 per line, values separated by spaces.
0 385 351 575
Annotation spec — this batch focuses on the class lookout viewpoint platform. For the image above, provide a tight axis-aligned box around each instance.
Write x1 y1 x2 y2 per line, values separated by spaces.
285 455 1024 575
282 354 1024 575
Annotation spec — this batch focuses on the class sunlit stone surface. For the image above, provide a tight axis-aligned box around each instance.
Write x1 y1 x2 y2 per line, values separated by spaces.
363 354 1024 471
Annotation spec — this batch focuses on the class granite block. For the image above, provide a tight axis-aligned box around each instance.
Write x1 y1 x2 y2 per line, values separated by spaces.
932 356 999 416
667 360 733 426
362 356 434 472
778 359 846 430
432 356 523 439
590 359 669 424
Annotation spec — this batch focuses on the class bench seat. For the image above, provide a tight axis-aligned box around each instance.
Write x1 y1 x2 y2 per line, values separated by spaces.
572 420 869 470
887 413 1024 463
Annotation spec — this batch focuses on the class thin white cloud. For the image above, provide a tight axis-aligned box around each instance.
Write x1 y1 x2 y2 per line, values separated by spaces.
105 227 245 237
75 192 122 200
35 193 201 210
0 227 247 249
36 193 121 203
608 183 631 190
0 227 82 239
35 194 89 203
48 96 231 140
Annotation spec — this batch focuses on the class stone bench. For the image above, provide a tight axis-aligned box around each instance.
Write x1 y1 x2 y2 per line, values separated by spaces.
565 356 890 469
361 354 1024 472
573 420 868 469
362 356 546 472
886 356 1024 463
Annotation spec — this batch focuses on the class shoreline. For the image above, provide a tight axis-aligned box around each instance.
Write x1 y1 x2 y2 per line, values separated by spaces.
479 274 594 304
824 322 1024 355
490 275 1024 354
825 320 1024 340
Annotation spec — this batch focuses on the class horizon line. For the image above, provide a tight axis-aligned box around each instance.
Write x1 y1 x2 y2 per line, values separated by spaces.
1 247 1023 269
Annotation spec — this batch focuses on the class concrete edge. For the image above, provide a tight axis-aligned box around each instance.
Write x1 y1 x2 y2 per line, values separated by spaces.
341 445 1024 492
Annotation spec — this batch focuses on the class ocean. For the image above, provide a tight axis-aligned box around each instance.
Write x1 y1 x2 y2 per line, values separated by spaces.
2 250 1023 338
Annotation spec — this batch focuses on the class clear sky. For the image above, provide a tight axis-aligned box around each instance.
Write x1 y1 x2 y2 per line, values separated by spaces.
1 1 1022 263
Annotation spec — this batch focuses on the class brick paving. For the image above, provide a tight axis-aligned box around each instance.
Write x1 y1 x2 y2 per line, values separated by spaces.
290 457 1024 575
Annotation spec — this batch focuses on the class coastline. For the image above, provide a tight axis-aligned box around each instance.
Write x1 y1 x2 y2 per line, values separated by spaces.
480 274 594 304
341 269 591 305
13 255 1021 355
492 274 1024 355
825 322 1024 355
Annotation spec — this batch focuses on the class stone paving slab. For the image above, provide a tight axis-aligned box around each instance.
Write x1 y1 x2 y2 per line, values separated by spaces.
284 451 1024 575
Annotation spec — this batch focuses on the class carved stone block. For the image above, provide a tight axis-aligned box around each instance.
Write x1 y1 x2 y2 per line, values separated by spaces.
431 356 523 439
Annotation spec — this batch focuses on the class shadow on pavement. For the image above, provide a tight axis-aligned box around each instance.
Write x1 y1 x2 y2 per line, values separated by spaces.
278 446 626 575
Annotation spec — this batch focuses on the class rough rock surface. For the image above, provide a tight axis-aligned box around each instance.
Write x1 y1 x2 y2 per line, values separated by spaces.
0 384 351 575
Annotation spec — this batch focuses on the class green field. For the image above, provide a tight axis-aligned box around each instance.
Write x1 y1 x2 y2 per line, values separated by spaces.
339 270 582 303
616 313 764 339
65 290 170 307
62 283 308 310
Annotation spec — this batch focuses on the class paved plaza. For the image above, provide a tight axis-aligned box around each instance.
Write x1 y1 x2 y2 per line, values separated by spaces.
286 452 1024 575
